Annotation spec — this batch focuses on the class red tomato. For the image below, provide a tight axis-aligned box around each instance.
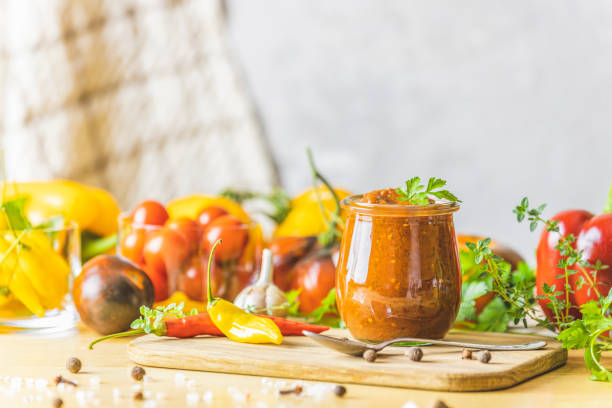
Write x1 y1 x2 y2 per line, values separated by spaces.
291 249 336 314
202 215 248 263
132 200 169 226
268 236 317 291
165 217 202 253
177 255 224 301
536 209 593 322
143 228 190 301
196 206 229 230
574 213 612 306
119 228 147 267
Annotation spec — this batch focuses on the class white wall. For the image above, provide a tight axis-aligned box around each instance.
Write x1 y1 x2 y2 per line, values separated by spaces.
227 0 612 260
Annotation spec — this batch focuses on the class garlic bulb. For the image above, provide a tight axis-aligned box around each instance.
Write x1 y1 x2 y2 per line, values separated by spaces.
234 249 288 316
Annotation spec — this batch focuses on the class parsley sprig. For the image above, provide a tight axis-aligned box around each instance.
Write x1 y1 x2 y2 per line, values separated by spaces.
130 302 198 334
396 177 460 205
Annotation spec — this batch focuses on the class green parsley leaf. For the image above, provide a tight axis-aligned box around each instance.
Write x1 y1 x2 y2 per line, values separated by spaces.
396 177 461 205
456 281 488 323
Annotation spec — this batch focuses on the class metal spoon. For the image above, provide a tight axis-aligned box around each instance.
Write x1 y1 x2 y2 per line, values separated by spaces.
302 330 547 356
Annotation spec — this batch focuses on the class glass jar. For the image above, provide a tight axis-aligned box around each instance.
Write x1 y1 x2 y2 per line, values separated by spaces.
117 214 262 302
336 196 461 341
0 224 80 330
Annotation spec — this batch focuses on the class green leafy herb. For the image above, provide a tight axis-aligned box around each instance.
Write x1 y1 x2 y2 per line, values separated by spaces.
2 197 32 231
286 288 345 328
456 281 488 323
284 289 302 316
558 293 612 381
130 302 197 334
396 177 460 205
220 188 292 225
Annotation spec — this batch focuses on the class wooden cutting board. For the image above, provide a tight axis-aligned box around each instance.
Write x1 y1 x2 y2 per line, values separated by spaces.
128 329 566 392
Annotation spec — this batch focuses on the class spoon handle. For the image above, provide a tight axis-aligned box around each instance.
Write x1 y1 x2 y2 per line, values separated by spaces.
376 338 547 351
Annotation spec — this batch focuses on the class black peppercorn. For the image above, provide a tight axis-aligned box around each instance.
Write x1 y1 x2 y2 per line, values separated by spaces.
432 399 450 408
333 384 347 397
52 397 63 408
133 391 144 400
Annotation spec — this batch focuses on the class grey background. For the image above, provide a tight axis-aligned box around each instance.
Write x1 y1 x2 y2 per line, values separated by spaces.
227 0 612 260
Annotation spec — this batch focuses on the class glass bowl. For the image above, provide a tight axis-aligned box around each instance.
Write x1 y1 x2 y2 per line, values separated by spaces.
117 213 263 303
0 223 80 330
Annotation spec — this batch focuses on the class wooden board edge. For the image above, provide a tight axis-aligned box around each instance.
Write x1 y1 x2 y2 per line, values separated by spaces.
127 343 568 392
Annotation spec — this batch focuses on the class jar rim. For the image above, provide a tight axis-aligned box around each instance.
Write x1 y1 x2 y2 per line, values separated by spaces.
341 194 460 216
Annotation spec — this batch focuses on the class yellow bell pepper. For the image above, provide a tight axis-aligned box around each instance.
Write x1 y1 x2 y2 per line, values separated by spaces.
274 186 351 237
0 231 70 316
166 195 251 224
1 180 119 237
206 240 282 344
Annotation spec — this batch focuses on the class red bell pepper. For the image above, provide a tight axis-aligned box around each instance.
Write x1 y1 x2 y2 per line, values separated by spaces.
536 209 612 322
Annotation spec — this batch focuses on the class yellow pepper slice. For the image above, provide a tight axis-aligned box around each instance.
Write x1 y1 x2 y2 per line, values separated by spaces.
206 240 282 345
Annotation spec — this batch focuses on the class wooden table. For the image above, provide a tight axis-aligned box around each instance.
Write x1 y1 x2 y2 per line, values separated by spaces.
0 325 610 408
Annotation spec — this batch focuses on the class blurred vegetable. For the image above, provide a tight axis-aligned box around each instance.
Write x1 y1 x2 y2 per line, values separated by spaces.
234 249 288 316
269 236 317 291
290 247 337 314
166 195 250 224
274 185 351 238
131 200 169 226
202 215 249 263
143 228 190 301
196 206 229 231
221 188 291 224
73 255 154 335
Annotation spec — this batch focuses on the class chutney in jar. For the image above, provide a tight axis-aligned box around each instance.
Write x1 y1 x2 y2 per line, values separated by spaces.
336 189 461 341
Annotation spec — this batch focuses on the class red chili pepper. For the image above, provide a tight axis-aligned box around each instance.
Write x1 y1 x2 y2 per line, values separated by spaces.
89 313 328 349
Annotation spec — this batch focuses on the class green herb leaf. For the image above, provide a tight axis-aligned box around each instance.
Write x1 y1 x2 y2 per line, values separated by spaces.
285 289 302 316
456 281 488 323
2 197 32 231
396 177 460 205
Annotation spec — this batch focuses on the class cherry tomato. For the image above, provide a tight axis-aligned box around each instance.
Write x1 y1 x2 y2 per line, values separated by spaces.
202 215 248 263
119 228 147 267
269 236 317 291
291 249 336 314
143 228 190 301
165 217 202 253
132 200 169 226
196 206 229 230
177 254 224 301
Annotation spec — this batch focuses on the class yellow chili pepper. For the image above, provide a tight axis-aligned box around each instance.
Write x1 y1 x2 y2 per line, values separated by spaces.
206 240 283 345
